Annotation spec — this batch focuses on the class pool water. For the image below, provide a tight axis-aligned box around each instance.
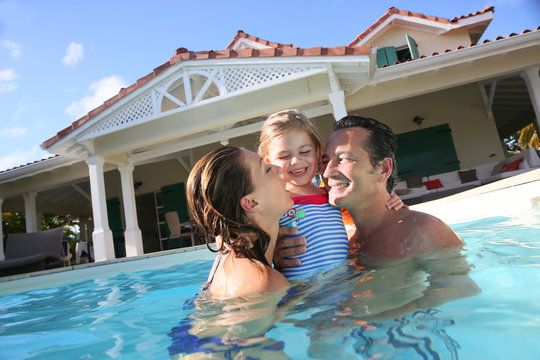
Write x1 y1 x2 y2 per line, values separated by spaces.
0 211 539 359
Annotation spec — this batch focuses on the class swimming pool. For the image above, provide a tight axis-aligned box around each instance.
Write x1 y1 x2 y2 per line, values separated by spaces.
1 183 539 359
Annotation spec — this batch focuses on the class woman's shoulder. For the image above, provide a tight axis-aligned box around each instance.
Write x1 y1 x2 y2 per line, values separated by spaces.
210 258 288 298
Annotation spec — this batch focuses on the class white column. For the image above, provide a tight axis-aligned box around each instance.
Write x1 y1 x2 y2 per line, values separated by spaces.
0 198 4 261
328 90 348 121
87 155 115 261
521 66 540 133
22 192 38 233
118 163 144 257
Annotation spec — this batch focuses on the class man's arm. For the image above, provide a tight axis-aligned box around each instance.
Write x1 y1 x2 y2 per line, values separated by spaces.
273 227 307 270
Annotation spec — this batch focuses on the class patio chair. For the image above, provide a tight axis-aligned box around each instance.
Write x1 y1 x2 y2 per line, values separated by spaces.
0 227 72 277
164 211 196 249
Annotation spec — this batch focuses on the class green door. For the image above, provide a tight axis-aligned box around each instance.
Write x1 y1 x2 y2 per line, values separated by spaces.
106 197 126 258
395 124 460 180
161 183 190 249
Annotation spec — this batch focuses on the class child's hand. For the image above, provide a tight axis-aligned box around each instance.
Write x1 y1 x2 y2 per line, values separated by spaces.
386 191 408 211
273 227 307 271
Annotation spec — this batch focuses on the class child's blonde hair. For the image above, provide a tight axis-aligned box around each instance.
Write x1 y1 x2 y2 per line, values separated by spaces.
258 109 324 171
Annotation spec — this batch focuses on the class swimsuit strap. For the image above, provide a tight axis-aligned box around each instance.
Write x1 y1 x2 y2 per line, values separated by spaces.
202 253 222 291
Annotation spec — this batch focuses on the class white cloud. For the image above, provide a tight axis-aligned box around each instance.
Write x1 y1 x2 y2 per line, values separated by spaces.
13 102 27 121
62 42 84 66
2 40 22 58
0 68 18 94
65 75 127 119
0 126 29 137
0 146 51 172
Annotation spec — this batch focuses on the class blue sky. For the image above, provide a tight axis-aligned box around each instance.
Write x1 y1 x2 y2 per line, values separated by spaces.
0 0 538 172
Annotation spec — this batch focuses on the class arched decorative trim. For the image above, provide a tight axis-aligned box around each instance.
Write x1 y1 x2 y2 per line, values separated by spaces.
78 63 326 141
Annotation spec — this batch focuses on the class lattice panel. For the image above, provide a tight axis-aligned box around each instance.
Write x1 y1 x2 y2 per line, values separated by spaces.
84 90 159 138
221 66 321 93
80 65 325 140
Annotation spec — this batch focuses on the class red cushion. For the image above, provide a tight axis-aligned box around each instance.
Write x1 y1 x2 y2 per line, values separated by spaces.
503 157 523 172
423 179 443 190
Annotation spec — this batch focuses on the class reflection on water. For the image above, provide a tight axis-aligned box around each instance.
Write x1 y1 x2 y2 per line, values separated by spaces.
169 247 480 359
2 213 539 359
169 290 291 359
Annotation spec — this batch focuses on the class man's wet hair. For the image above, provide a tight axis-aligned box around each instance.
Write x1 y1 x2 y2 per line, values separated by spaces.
334 115 397 192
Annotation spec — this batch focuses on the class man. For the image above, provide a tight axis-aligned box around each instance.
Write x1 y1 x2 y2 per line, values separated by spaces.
275 115 462 267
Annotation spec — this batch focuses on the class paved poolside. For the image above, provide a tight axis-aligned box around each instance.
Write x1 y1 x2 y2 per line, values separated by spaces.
412 168 540 224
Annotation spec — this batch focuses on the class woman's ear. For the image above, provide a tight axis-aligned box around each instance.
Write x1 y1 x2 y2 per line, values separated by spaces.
262 154 271 164
240 195 260 213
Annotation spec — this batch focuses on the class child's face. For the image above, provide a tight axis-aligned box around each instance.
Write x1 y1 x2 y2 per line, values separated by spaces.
264 128 319 189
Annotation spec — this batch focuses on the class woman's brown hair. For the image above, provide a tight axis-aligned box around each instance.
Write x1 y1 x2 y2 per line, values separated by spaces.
186 146 271 267
258 109 324 172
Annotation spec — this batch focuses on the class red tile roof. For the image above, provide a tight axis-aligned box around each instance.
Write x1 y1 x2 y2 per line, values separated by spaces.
0 155 60 175
348 6 495 47
227 30 294 49
41 32 370 150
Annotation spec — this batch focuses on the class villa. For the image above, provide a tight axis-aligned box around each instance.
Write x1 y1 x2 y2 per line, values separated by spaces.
0 6 539 264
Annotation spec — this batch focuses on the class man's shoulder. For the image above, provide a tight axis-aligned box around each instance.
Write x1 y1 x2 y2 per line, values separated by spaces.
387 209 462 255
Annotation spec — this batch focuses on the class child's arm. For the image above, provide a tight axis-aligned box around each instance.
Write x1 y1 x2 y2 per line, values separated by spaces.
386 191 408 211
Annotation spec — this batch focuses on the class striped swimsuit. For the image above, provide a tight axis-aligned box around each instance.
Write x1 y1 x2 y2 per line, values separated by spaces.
279 191 349 279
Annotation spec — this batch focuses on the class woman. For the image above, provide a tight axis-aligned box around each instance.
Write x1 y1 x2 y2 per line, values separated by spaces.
187 146 293 299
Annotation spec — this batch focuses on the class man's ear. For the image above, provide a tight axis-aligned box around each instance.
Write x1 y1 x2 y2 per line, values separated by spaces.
240 195 260 213
378 158 394 183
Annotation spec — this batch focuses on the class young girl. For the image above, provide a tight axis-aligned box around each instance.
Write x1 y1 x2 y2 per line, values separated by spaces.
187 146 292 299
258 110 403 278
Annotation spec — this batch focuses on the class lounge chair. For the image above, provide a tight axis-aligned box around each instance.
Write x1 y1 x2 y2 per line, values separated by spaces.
0 227 72 277
164 211 196 249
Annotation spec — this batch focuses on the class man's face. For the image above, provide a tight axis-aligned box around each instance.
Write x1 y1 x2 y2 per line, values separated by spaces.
322 128 380 209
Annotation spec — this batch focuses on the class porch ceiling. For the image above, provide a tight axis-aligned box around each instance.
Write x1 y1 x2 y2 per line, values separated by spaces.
3 180 92 215
491 75 537 138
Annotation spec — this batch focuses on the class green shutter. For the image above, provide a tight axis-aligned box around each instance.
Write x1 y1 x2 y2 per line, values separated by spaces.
161 183 189 222
377 46 398 67
406 34 420 60
161 183 190 249
106 197 126 258
395 124 460 180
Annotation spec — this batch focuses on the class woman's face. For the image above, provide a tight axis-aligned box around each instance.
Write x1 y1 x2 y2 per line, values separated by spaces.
241 149 293 219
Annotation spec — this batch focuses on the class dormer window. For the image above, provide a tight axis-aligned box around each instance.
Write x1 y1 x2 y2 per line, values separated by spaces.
396 46 412 63
376 34 420 67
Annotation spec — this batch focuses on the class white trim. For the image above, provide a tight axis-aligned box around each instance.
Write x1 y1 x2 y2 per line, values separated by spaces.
354 11 493 47
328 90 347 120
478 82 496 120
230 37 273 51
0 156 81 184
